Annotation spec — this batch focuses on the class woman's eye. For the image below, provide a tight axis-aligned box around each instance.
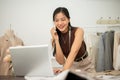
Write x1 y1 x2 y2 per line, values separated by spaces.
55 18 66 22
62 19 65 21
55 20 58 22
61 18 66 21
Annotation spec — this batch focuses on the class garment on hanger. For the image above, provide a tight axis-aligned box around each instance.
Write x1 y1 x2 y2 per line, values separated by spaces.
113 31 120 70
96 31 114 72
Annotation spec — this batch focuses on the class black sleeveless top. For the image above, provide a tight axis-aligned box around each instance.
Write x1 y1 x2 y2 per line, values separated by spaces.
53 27 86 61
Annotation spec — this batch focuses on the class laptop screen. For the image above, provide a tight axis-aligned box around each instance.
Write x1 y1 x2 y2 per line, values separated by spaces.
10 44 54 77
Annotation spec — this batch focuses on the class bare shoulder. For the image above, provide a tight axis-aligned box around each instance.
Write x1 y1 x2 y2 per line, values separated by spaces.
75 27 84 34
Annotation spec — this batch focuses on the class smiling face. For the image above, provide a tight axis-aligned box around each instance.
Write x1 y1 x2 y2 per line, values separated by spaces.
54 12 70 33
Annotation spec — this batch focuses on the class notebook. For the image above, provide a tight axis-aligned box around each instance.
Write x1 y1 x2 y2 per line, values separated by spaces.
10 44 55 77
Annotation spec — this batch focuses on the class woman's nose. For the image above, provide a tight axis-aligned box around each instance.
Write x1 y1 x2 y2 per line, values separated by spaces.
58 21 62 25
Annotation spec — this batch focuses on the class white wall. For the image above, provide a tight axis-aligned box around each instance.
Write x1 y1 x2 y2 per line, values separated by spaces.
0 0 120 45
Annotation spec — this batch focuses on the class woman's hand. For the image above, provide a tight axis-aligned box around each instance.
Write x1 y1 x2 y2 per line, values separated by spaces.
53 68 63 75
50 27 59 41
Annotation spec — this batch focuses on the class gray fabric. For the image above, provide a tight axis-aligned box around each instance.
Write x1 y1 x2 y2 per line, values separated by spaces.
96 34 105 72
104 31 114 70
96 31 114 72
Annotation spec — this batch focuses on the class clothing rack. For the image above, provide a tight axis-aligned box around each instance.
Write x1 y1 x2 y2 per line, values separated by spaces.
83 25 120 33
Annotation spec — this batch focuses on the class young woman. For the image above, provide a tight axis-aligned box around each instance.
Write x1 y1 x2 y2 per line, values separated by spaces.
50 7 95 74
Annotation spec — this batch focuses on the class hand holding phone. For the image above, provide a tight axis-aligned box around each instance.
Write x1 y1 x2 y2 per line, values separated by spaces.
51 26 59 41
54 26 57 33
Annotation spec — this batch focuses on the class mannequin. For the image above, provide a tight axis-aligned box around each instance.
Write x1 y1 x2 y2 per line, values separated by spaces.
0 29 24 75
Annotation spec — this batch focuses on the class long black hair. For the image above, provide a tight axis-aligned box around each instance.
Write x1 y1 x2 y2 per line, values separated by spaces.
53 7 72 35
52 7 72 55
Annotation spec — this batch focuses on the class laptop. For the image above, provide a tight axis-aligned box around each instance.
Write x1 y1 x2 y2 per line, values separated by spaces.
10 44 55 77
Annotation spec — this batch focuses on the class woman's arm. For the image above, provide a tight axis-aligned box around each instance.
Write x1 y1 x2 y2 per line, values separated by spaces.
63 27 84 70
55 40 65 65
50 27 65 65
